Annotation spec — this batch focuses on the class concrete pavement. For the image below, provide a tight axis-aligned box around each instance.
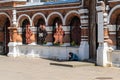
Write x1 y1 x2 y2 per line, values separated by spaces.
0 56 119 80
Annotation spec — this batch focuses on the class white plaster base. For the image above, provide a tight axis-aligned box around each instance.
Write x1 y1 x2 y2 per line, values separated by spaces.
8 44 81 60
79 41 89 60
97 42 109 67
7 41 91 61
61 43 70 46
46 42 70 46
8 42 19 57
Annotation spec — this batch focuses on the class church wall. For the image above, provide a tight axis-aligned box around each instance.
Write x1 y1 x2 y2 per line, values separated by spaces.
2 0 120 66
0 0 90 60
3 0 118 63
14 2 82 46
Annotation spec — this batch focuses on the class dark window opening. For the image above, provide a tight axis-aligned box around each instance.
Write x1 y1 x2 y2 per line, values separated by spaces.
22 19 30 44
3 18 10 55
70 16 81 46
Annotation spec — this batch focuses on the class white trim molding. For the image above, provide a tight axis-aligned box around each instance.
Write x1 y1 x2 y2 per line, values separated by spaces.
17 14 32 27
0 12 12 26
108 5 120 24
64 10 80 25
46 12 64 26
32 12 47 26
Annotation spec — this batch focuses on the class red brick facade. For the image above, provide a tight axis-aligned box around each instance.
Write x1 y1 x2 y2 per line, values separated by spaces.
0 0 119 58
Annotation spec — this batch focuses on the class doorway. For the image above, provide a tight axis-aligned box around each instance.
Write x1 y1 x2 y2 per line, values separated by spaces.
116 15 120 49
3 18 10 55
70 16 81 46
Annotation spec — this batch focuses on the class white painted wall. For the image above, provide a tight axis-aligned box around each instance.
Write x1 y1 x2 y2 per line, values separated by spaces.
8 42 81 61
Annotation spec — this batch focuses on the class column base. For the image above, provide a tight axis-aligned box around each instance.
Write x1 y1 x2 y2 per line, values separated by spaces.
7 42 18 57
97 42 112 67
79 41 89 60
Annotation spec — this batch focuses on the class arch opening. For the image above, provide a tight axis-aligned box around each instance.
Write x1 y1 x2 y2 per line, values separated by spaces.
21 19 31 44
36 18 47 45
0 14 10 55
70 16 81 46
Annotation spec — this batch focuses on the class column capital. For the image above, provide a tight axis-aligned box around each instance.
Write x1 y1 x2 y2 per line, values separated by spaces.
96 1 106 12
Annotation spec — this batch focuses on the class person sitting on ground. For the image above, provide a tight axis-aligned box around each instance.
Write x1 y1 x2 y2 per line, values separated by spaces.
68 52 79 61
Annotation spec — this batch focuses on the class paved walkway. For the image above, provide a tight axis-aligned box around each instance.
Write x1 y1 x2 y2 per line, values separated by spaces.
0 56 119 80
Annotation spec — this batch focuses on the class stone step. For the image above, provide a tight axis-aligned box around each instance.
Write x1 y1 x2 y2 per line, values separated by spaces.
111 50 120 68
112 50 120 53
112 63 120 68
50 61 95 67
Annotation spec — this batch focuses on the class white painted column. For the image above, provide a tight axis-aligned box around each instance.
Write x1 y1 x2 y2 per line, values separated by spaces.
96 4 110 67
8 9 18 57
79 9 89 60
97 42 109 66
79 27 89 60
12 9 17 25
